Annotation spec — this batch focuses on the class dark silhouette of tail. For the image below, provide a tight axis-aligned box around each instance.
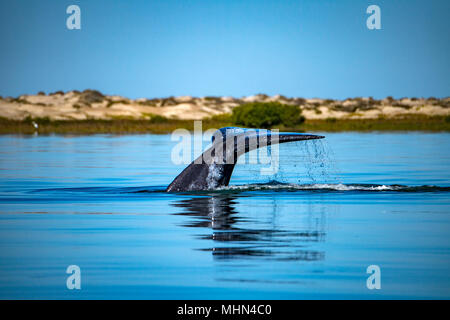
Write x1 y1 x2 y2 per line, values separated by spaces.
166 127 324 192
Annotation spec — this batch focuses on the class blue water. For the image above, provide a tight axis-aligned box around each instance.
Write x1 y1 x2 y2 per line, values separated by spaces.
0 133 449 299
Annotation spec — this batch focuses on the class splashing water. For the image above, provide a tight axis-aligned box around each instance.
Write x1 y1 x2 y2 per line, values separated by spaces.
298 139 341 184
232 138 340 186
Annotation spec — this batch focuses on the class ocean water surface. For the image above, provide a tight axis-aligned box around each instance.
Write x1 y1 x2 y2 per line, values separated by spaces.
0 132 449 299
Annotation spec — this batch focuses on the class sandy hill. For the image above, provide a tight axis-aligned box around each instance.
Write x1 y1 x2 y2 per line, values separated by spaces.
0 90 449 121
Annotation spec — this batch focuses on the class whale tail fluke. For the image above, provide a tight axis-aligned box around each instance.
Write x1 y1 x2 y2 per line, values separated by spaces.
166 127 324 192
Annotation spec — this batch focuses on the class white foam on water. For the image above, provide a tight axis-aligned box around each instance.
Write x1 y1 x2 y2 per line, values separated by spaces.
220 183 404 191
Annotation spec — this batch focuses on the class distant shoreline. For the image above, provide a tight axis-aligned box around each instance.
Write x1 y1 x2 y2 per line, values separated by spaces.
1 90 449 121
1 115 449 134
1 90 449 133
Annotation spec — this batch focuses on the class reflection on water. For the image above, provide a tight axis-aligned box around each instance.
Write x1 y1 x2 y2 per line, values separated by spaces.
172 194 326 261
173 195 240 230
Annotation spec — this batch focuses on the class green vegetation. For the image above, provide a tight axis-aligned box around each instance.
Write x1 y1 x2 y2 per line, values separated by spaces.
0 116 231 135
105 99 130 108
301 115 450 132
146 113 170 123
231 102 305 128
78 90 104 104
0 115 448 135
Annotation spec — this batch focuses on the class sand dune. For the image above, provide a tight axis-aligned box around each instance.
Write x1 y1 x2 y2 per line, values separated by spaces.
0 90 448 121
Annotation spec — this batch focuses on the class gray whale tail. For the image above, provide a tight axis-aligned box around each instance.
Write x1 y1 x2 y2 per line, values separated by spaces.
166 127 324 192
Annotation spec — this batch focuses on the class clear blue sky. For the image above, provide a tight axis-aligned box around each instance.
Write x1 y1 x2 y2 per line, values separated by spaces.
0 0 448 99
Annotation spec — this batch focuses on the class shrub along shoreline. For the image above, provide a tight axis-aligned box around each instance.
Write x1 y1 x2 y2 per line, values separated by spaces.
0 114 449 134
1 101 449 134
